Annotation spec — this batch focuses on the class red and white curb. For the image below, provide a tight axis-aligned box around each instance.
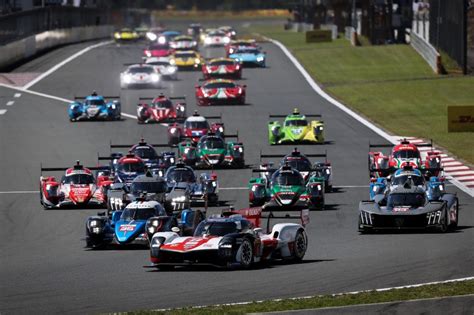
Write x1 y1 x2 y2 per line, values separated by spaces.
400 137 474 196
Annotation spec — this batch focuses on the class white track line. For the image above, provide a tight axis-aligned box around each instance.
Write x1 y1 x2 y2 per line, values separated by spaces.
265 36 474 197
23 40 113 90
0 190 39 194
14 93 21 97
6 101 14 106
151 276 474 312
0 109 7 115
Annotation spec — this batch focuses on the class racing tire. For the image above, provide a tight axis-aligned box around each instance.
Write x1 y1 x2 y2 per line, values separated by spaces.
292 229 307 262
238 239 254 269
449 200 459 230
437 208 449 233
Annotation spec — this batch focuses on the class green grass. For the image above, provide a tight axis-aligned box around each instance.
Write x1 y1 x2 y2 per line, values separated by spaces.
124 279 474 314
247 25 474 164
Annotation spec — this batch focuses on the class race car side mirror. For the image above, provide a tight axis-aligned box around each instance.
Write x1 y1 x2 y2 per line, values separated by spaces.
171 226 180 234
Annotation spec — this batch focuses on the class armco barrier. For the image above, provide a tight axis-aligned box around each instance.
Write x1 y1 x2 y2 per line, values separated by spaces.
410 30 441 74
0 25 113 70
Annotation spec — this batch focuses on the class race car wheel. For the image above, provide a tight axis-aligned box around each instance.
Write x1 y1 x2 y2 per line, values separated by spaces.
238 239 253 269
437 208 449 233
449 200 459 230
292 230 307 261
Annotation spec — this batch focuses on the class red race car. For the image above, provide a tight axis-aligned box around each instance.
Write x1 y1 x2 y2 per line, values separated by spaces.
195 79 246 106
167 111 224 146
40 161 112 209
137 93 186 124
369 138 442 178
225 39 258 56
143 43 173 58
202 58 242 80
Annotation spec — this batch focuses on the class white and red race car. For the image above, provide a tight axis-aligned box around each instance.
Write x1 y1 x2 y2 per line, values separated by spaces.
137 93 186 124
195 79 246 106
202 58 242 80
148 207 309 269
167 111 224 146
40 161 112 209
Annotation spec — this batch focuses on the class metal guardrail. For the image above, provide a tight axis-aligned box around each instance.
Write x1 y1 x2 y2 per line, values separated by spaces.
410 30 441 74
0 6 109 45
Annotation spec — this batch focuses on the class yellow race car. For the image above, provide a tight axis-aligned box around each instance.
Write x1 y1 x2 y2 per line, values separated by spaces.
113 28 139 42
170 50 203 69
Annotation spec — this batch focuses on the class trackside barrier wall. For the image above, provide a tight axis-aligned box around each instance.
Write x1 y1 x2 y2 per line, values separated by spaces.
320 24 337 40
0 25 113 70
410 30 441 74
345 26 359 46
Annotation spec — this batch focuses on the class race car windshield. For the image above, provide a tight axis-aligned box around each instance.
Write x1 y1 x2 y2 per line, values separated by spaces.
176 38 192 42
204 82 236 89
284 159 312 172
152 100 173 109
167 169 196 182
149 44 169 50
272 172 304 186
130 181 167 194
132 147 158 159
387 193 426 208
202 138 225 149
129 67 154 74
185 120 209 129
121 207 160 221
194 221 238 236
148 61 170 66
285 119 308 127
118 162 145 173
236 48 259 54
393 150 420 159
392 175 425 186
62 174 94 185
209 60 235 65
209 32 226 37
176 53 196 58
86 99 105 106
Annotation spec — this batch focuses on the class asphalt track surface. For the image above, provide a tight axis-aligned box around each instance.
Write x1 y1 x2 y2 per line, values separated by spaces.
1 22 473 314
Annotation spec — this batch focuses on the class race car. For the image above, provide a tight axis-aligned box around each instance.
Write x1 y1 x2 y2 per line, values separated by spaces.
113 28 139 42
145 26 166 42
137 94 186 124
157 30 181 44
170 35 198 50
358 177 459 233
268 108 325 145
225 39 258 56
68 92 121 122
40 161 112 209
229 46 266 67
85 199 205 248
195 79 246 106
107 172 167 211
170 50 203 70
187 23 203 38
164 161 219 207
167 111 224 146
143 43 173 58
134 26 149 39
148 206 308 269
202 30 230 47
120 64 161 89
99 153 147 187
218 26 237 39
260 148 333 192
144 57 178 80
178 133 245 169
368 139 442 179
248 163 326 210
202 58 242 80
108 138 176 175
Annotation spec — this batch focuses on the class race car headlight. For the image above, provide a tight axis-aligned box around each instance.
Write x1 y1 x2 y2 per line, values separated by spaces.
146 32 157 41
46 184 52 190
238 87 242 94
169 59 176 65
229 48 234 54
195 58 201 64
132 32 138 37
192 41 197 46
92 227 101 234
114 33 121 39
219 243 232 248
231 31 236 36
170 157 175 164
151 74 160 82
178 106 185 112
211 181 217 187
223 37 230 44
234 58 241 63
218 126 224 133
123 74 132 83
184 147 190 154
168 66 177 73
110 104 116 110
257 56 264 62
90 220 98 227
204 38 212 44
152 220 159 227
147 226 156 234
158 36 166 44
170 127 177 133
173 196 186 202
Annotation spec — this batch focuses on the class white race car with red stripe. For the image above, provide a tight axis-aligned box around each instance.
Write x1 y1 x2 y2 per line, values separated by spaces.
202 58 242 80
148 207 308 269
40 161 112 209
195 79 246 106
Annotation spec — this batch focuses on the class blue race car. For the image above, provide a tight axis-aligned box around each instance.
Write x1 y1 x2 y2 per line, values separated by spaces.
68 91 121 121
229 47 266 67
85 199 205 248
98 153 147 187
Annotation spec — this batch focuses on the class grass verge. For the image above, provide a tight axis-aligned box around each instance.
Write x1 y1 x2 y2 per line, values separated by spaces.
247 25 474 165
125 279 474 314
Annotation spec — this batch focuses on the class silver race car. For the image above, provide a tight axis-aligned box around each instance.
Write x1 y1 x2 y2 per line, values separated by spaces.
120 64 162 89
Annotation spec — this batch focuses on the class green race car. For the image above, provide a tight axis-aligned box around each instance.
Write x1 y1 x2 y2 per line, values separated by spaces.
268 108 324 145
248 163 325 210
177 133 245 169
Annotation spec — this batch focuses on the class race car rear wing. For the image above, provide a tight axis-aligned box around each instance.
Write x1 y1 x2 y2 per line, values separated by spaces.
260 149 327 162
269 114 322 118
138 96 186 101
74 96 120 100
221 207 310 233
369 139 433 149
40 161 108 175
